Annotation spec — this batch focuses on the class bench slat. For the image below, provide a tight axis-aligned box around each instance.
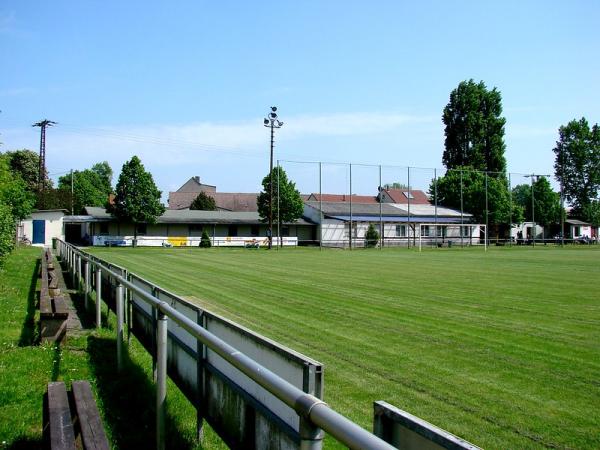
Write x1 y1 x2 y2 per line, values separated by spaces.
72 381 110 450
47 382 76 450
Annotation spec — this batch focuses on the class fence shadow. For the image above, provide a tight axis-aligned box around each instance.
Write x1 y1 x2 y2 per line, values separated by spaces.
18 258 40 347
86 335 200 449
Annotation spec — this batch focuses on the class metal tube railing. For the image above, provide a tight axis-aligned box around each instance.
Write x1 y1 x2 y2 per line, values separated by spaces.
60 241 396 450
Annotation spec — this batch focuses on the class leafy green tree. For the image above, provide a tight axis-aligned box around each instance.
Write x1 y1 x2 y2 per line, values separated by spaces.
257 167 304 246
553 117 600 221
581 201 600 226
0 156 35 264
2 149 52 192
111 156 165 244
442 79 507 175
0 157 35 221
383 182 409 190
432 168 522 226
200 230 212 248
0 202 14 265
512 177 563 228
92 161 113 193
58 164 113 214
365 223 380 248
190 191 217 211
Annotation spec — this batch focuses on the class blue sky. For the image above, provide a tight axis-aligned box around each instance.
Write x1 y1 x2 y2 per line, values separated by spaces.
1 1 599 199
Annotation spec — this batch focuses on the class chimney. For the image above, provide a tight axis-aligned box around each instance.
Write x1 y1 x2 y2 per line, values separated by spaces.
194 176 200 184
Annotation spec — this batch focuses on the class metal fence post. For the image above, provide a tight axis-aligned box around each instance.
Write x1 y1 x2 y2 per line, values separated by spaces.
72 253 77 287
77 255 82 292
84 260 90 310
156 310 168 450
299 416 324 450
96 267 102 328
117 283 124 372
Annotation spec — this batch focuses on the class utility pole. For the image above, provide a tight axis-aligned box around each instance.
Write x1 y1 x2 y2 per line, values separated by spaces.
263 107 283 250
71 169 74 215
32 119 56 191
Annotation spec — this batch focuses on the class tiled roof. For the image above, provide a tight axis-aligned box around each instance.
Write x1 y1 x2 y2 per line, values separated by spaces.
83 207 314 225
168 192 259 212
381 189 430 204
307 193 378 203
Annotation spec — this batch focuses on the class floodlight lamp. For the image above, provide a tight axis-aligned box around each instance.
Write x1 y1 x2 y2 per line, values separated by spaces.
270 112 277 119
264 118 270 125
271 106 277 112
277 120 283 126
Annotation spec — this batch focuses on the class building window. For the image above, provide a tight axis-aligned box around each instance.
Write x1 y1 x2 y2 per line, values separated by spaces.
461 226 470 237
189 224 203 236
281 226 290 237
436 226 446 237
99 222 109 236
352 223 358 238
250 225 259 236
403 191 414 200
396 225 406 237
422 225 430 237
574 226 580 237
136 223 147 235
228 225 238 237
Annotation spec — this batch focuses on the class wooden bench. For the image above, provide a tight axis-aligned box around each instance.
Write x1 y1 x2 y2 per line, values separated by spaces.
40 249 69 343
44 381 110 450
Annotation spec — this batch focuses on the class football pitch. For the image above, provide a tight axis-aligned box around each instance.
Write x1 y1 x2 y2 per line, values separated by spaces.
88 245 600 450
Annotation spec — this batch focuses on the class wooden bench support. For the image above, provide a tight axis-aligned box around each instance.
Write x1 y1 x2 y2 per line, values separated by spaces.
40 249 69 343
44 381 109 450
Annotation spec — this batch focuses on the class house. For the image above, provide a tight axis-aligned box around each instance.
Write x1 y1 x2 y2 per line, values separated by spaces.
19 209 68 247
566 219 598 242
82 207 316 247
378 188 431 205
168 176 258 212
303 194 480 247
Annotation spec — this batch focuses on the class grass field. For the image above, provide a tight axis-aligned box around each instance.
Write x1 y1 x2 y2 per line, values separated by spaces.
88 245 600 450
0 247 225 449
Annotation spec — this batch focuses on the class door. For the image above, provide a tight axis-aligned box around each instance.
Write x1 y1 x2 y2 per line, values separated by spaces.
32 220 45 244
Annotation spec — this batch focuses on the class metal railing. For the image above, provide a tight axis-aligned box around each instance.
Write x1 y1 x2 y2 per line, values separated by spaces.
56 239 396 450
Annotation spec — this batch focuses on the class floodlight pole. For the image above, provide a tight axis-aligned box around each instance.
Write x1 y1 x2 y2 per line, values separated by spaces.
264 107 283 250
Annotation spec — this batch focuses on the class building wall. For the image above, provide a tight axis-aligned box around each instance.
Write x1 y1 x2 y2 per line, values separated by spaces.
21 211 65 247
90 221 312 247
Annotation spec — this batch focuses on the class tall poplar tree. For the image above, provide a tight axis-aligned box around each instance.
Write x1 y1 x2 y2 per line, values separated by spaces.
442 79 507 175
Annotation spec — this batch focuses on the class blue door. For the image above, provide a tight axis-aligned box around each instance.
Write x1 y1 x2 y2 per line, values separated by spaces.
33 220 45 244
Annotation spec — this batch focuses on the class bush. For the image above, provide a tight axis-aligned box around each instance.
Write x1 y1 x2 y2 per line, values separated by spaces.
200 230 212 248
0 202 15 265
365 223 379 248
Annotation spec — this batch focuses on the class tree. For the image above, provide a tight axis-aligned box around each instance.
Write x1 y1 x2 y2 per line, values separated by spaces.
512 177 562 228
58 163 113 214
200 230 212 248
553 117 600 221
257 167 304 245
190 191 217 211
383 182 409 190
0 202 14 265
365 223 379 248
431 168 522 226
111 156 165 244
2 149 52 192
0 156 35 264
91 161 113 194
442 79 507 175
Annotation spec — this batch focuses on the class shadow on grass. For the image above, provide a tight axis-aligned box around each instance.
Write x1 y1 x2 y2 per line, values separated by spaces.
7 436 41 450
87 335 199 449
18 258 40 347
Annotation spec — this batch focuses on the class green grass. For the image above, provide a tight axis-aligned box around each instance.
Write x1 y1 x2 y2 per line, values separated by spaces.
88 245 600 450
0 246 226 449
